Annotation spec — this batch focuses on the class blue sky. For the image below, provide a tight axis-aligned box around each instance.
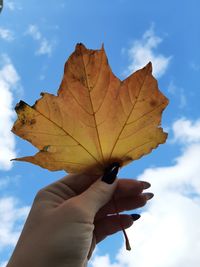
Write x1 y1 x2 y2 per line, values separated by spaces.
0 0 200 266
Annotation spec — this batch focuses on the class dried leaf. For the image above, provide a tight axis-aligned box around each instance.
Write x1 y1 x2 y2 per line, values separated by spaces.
12 44 168 175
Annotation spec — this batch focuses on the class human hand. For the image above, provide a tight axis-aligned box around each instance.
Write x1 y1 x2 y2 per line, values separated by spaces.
7 167 153 267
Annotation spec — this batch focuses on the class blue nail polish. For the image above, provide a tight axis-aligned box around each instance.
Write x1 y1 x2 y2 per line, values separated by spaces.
130 214 141 221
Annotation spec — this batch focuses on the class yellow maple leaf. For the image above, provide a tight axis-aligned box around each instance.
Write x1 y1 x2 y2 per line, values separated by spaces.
12 43 168 175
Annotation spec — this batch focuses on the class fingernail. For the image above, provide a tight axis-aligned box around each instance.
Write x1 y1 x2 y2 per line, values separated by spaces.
101 162 120 184
130 214 141 221
141 181 151 189
143 192 154 200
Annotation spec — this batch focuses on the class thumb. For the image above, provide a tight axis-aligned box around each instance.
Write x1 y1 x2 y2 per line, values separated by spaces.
77 163 120 216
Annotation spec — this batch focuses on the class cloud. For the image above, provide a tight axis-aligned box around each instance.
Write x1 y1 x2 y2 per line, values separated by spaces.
0 55 21 170
6 1 15 10
172 118 200 144
5 1 22 11
0 175 21 189
0 177 11 188
0 261 8 267
168 81 187 109
90 118 200 267
91 254 120 267
0 197 30 250
0 176 29 265
0 27 14 42
189 62 200 72
124 26 171 78
26 25 53 56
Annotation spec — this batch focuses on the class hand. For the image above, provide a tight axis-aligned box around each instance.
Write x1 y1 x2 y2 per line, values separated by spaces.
7 171 152 267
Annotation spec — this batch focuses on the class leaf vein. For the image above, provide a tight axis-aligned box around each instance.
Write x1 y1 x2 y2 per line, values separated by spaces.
126 102 165 126
89 49 104 93
80 48 105 163
32 107 102 165
66 80 93 116
108 68 149 160
119 121 156 141
121 140 154 159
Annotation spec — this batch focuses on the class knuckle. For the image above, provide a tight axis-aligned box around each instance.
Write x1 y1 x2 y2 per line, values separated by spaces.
34 189 45 202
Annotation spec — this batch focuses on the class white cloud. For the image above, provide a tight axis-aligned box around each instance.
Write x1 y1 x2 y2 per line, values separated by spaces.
0 27 14 42
172 118 200 144
0 261 8 267
91 254 120 267
6 1 15 10
124 26 171 78
0 55 21 170
27 25 42 41
190 62 200 72
26 25 53 56
168 81 186 109
0 177 10 188
37 39 52 56
0 177 29 264
0 175 21 189
91 118 200 267
5 1 22 11
0 197 30 250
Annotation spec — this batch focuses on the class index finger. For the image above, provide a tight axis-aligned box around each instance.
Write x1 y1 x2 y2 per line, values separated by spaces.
46 173 148 200
114 179 149 199
58 173 100 194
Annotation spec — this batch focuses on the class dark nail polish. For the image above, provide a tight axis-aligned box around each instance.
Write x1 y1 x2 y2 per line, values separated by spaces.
141 181 151 189
130 214 141 221
101 162 120 184
143 192 154 200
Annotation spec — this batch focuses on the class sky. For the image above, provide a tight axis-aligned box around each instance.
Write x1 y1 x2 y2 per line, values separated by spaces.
0 0 200 266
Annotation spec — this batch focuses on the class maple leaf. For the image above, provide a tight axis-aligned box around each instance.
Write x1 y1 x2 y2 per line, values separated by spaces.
12 43 168 175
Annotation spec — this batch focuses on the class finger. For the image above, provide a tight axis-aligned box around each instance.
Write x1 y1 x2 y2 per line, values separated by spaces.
68 164 121 218
113 179 150 199
42 175 148 202
95 193 149 219
41 173 100 202
74 177 118 218
58 173 100 194
94 214 134 243
59 176 148 197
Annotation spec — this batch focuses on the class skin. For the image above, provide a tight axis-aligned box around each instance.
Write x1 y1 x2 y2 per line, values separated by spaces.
7 173 152 267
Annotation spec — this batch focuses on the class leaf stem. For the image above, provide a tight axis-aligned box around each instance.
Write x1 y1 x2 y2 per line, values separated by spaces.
113 196 131 251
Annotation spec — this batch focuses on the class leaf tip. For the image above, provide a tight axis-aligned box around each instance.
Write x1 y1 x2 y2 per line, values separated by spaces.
75 43 87 53
146 61 153 73
15 100 28 113
164 131 168 140
10 157 19 162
